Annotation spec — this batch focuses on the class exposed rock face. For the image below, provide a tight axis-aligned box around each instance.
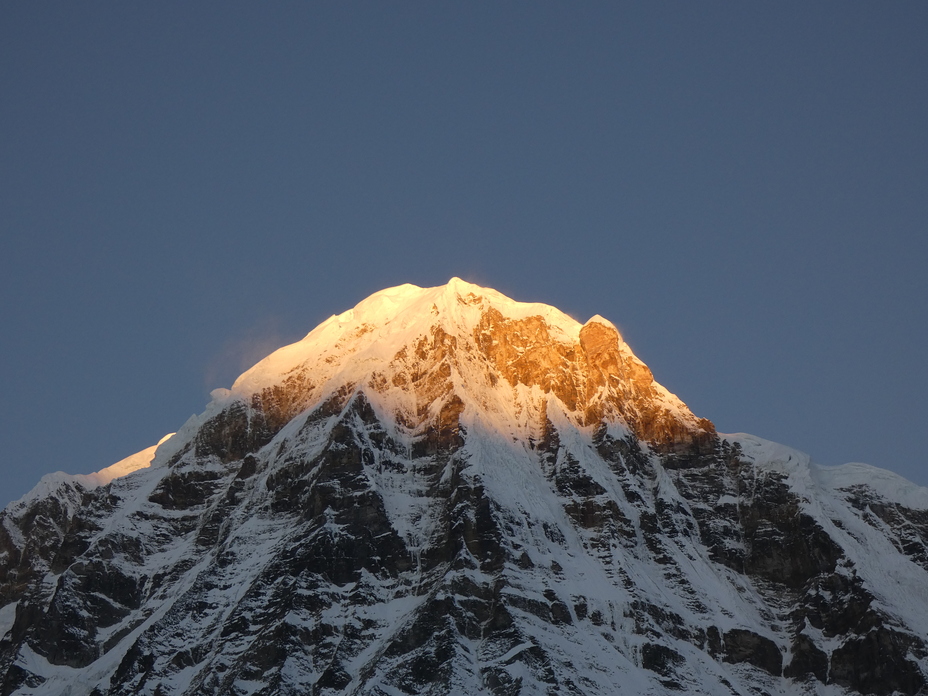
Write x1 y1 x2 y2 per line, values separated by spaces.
2 278 927 695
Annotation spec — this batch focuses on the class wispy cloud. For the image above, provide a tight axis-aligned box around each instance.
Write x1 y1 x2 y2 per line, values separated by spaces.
203 316 302 392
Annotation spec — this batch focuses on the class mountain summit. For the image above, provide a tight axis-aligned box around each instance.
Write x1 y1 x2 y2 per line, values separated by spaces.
2 279 928 695
226 277 714 456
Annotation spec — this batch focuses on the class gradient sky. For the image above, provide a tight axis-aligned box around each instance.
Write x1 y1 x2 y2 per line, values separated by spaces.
2 3 926 509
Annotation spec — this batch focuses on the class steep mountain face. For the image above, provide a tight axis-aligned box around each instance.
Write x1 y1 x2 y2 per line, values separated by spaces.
3 278 928 696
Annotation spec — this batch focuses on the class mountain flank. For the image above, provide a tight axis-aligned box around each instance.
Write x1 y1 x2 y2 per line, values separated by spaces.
2 279 927 695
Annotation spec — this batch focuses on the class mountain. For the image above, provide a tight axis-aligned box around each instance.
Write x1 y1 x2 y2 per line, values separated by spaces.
2 278 928 696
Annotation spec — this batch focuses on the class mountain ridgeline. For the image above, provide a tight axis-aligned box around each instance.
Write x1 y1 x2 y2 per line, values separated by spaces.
2 279 928 695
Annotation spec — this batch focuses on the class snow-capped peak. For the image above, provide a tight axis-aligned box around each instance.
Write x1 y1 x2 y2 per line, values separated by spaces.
225 279 711 451
4 279 928 696
231 279 583 395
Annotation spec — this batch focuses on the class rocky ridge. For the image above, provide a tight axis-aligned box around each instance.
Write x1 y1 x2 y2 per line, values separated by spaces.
2 278 928 695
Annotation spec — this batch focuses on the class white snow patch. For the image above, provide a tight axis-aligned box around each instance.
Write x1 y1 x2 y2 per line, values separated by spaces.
0 601 16 641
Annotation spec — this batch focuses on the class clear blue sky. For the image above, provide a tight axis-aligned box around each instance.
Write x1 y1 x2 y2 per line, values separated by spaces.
2 3 926 508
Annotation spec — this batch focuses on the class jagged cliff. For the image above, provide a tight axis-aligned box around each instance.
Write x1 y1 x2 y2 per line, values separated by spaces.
2 279 927 695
